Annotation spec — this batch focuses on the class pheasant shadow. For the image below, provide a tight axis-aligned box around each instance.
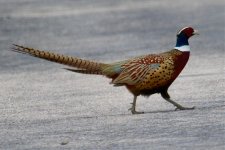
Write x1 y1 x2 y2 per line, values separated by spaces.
66 103 225 120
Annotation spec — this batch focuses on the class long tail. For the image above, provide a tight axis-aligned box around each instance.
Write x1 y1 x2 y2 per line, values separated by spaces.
12 44 109 75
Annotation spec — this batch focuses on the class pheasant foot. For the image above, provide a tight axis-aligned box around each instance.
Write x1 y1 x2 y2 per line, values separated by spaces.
175 106 195 111
128 107 144 114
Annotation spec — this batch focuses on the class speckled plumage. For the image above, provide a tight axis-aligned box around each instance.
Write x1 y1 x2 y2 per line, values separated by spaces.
111 50 183 93
12 27 198 114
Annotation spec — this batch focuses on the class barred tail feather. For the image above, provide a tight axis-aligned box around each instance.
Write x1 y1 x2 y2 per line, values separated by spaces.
64 68 102 75
12 44 109 74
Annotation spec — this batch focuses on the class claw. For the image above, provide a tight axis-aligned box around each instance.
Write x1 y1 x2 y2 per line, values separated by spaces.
131 110 144 114
175 106 195 111
128 107 144 114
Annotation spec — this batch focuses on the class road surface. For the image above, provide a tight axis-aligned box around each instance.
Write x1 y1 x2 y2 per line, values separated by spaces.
0 0 224 149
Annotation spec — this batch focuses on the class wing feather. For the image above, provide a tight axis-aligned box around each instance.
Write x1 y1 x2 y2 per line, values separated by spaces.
112 55 164 85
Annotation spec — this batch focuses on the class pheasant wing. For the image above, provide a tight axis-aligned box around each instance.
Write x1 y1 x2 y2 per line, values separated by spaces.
112 55 164 85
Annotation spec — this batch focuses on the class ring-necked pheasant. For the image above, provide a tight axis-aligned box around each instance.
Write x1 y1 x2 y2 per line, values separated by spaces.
12 27 198 114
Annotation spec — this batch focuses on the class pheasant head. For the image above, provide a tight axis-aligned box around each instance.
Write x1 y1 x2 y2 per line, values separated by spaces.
175 27 199 51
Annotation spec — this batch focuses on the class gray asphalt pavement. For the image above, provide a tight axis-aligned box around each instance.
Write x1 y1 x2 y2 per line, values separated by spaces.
0 0 224 149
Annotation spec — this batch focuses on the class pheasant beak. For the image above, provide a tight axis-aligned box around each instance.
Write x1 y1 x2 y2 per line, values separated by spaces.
193 30 199 35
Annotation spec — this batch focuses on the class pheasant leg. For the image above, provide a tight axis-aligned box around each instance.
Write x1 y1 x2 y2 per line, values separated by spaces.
129 96 144 114
164 98 195 110
161 91 195 110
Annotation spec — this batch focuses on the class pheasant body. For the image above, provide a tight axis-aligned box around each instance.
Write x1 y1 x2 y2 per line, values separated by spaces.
123 50 189 96
12 27 198 114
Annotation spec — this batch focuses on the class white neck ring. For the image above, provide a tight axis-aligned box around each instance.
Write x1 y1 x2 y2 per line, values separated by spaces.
174 45 190 52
